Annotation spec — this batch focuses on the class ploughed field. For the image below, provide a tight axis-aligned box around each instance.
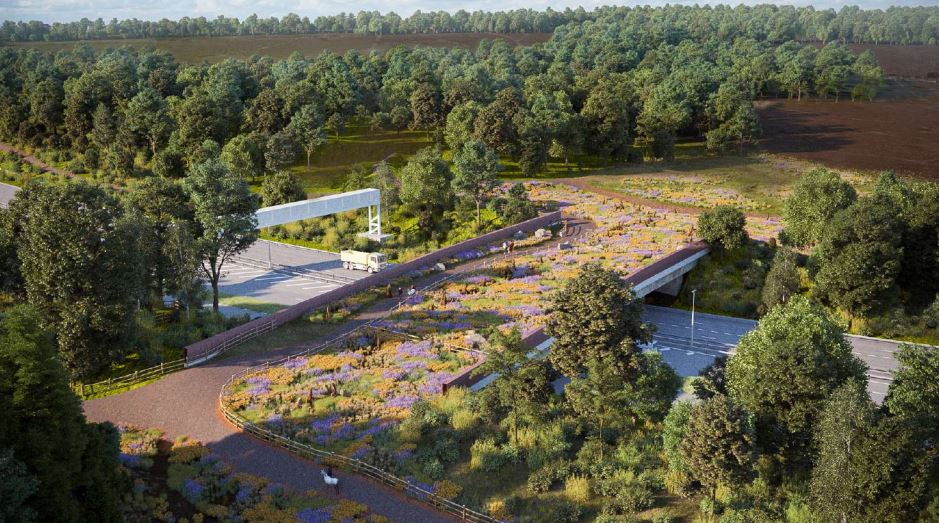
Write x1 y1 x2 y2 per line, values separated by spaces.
4 32 552 63
757 44 939 179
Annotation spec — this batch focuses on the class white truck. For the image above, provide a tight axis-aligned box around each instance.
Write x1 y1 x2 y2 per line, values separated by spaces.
340 250 388 273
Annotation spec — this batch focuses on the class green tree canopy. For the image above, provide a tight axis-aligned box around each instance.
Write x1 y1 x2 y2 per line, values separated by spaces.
260 170 307 207
883 344 939 442
545 262 651 377
184 159 258 311
0 306 127 522
760 246 801 314
726 296 866 462
452 139 501 226
398 147 453 235
782 168 857 248
680 395 756 501
221 132 266 180
17 182 143 380
697 205 748 252
813 194 903 318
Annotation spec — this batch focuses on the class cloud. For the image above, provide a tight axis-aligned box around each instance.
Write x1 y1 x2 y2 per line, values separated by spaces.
2 0 938 24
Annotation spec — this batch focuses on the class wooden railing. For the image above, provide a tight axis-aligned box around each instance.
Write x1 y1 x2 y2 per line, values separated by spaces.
75 358 186 399
218 328 498 523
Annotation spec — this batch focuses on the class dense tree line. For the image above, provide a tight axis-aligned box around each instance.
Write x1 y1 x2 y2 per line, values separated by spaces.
0 165 257 381
3 5 939 45
0 17 883 184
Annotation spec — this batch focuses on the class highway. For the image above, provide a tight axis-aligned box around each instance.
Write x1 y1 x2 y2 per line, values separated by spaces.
217 239 369 305
643 305 907 402
0 182 19 207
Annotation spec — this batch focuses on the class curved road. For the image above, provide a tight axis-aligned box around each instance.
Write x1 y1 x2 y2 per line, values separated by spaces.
83 218 592 522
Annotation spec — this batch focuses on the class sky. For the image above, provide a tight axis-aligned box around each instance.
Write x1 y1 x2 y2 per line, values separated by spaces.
2 0 938 24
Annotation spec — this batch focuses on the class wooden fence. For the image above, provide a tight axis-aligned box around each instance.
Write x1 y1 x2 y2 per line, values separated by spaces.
75 358 186 399
218 327 498 523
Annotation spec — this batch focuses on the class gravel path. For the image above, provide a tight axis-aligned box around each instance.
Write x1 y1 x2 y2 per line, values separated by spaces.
83 218 591 522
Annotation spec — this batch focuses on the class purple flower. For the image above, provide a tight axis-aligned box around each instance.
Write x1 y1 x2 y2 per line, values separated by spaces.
297 507 332 523
283 357 307 370
511 265 529 278
419 372 454 395
400 360 427 373
511 304 544 317
246 376 271 396
183 478 204 502
235 485 254 504
267 413 284 425
337 350 365 361
385 395 418 410
404 294 424 306
119 453 141 467
394 448 414 462
310 414 339 434
397 340 434 359
382 369 406 381
332 422 355 440
351 446 370 459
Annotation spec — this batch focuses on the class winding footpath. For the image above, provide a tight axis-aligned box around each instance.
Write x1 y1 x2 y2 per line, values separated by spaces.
83 219 592 522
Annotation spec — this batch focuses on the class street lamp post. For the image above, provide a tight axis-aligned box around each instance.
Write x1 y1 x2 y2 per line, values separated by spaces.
690 288 697 349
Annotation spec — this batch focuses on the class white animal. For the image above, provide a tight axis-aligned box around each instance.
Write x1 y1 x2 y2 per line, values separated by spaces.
321 469 338 486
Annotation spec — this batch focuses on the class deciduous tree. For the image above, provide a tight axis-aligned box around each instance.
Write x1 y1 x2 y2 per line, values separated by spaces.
184 159 258 311
452 140 501 226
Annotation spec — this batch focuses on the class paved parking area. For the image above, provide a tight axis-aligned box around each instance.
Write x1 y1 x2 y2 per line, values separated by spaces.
217 240 371 305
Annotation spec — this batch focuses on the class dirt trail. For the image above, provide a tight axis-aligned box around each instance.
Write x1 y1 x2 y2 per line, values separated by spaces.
0 142 74 178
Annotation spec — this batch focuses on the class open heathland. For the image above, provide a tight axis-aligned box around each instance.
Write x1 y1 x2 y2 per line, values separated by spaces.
756 80 939 179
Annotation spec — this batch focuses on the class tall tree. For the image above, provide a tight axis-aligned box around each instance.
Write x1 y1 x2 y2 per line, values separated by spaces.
452 140 501 226
125 177 196 302
782 168 856 248
398 147 453 235
264 129 300 172
565 356 629 462
545 263 651 377
124 87 172 156
17 182 143 380
726 296 866 464
697 205 748 252
883 344 939 442
760 246 801 313
810 379 877 523
473 328 552 445
680 395 756 502
260 170 307 207
221 133 266 180
184 159 259 311
287 103 327 168
814 194 902 318
0 306 127 522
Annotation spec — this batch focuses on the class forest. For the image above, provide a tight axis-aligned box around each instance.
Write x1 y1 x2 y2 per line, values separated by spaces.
3 5 939 45
0 8 885 185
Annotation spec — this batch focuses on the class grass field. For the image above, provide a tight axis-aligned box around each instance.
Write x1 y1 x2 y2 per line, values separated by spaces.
5 32 552 63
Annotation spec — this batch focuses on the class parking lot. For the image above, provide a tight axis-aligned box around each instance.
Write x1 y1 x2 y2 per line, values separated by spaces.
217 240 371 305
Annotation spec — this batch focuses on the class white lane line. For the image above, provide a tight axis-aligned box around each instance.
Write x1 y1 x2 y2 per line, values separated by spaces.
256 275 291 281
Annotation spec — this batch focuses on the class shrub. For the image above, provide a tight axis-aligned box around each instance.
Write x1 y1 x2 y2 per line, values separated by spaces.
421 458 444 480
527 467 555 494
169 443 209 464
699 206 748 252
469 438 501 471
433 480 462 500
564 475 591 503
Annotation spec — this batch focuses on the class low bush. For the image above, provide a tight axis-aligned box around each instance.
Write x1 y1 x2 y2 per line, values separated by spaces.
564 475 591 503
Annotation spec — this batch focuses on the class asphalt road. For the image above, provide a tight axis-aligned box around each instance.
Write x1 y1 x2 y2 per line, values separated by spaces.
643 305 907 402
0 182 19 207
217 240 370 305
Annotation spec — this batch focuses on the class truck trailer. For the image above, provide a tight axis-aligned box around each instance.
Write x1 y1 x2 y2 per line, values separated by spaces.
340 250 388 273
